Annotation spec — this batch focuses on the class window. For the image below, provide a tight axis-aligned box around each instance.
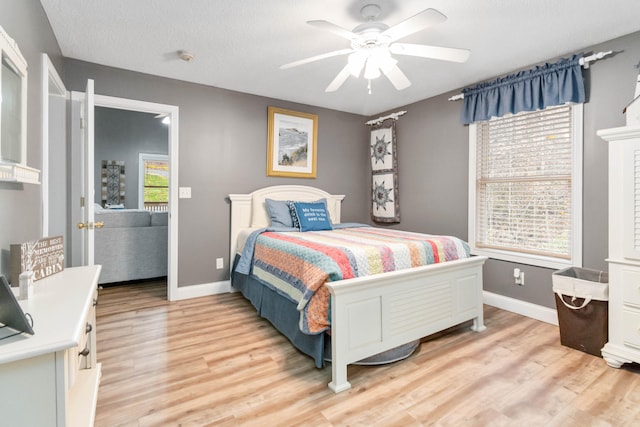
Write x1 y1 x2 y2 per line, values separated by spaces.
138 153 168 211
468 103 583 269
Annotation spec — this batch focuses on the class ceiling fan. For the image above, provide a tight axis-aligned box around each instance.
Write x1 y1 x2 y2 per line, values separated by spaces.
281 4 470 93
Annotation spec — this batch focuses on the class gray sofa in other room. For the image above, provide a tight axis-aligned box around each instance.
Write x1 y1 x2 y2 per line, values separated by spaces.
94 207 168 284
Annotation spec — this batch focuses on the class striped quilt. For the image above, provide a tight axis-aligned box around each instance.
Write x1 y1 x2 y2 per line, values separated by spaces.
247 227 470 334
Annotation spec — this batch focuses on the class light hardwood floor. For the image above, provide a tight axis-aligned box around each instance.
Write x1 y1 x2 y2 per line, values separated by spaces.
95 280 640 426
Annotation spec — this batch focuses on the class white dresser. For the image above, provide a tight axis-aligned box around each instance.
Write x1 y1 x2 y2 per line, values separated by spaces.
598 125 640 368
0 265 102 426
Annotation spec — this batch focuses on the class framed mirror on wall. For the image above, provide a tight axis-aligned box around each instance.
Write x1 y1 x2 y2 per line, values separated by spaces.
0 25 39 183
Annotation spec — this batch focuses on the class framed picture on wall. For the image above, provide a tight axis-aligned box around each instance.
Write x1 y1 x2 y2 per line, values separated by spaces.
267 106 318 178
101 160 125 207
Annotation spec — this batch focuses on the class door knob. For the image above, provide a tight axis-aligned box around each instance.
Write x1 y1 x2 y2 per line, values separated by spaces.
77 222 104 229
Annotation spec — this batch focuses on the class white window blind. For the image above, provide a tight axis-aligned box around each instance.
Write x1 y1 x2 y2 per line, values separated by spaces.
470 104 582 268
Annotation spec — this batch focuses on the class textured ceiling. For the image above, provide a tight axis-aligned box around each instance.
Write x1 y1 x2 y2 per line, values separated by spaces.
40 0 640 116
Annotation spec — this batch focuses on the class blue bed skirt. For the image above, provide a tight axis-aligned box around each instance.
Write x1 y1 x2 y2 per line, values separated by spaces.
231 255 420 369
232 255 326 368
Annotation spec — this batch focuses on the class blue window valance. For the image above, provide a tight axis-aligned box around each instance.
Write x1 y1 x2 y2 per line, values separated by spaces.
460 54 585 124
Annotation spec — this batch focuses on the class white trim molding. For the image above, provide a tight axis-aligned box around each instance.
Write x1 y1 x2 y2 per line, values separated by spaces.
483 291 559 325
174 280 231 300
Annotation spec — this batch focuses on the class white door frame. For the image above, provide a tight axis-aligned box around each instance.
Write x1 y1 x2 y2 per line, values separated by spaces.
95 94 179 301
84 80 96 266
69 82 96 269
40 53 67 237
70 92 179 301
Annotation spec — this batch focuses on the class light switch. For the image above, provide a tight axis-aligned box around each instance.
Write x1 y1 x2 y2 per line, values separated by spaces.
179 187 191 198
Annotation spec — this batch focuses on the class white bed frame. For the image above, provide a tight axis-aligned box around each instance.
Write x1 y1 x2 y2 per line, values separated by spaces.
229 185 487 393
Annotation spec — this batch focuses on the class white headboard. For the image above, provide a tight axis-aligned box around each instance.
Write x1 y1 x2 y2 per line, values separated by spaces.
228 185 345 267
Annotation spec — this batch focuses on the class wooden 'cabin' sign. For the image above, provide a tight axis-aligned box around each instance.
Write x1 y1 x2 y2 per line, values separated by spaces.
10 236 64 285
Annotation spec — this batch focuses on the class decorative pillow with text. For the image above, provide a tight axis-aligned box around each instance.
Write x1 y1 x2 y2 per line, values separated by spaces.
288 201 333 232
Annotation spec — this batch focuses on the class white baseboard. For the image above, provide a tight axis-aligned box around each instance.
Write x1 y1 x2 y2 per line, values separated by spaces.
174 280 230 300
483 291 558 325
173 284 559 327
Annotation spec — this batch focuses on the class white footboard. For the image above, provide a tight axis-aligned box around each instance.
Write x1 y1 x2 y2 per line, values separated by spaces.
326 255 488 393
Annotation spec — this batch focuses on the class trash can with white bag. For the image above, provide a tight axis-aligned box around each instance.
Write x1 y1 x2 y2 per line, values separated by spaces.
552 267 609 357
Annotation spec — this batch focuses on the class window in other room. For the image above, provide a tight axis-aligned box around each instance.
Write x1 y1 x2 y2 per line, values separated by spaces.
139 153 169 212
468 103 583 269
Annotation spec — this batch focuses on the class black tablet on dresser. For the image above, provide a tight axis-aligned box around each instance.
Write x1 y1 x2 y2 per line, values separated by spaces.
0 275 34 336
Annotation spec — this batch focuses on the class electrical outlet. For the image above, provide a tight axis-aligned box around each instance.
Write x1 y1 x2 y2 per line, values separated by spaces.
216 258 224 269
514 268 525 286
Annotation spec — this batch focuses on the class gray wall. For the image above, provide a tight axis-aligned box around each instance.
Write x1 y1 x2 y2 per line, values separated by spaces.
48 93 67 259
94 107 169 209
383 31 640 308
0 0 64 279
64 60 370 286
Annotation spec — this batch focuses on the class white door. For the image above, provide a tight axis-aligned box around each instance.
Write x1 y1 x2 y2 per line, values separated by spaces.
74 79 96 266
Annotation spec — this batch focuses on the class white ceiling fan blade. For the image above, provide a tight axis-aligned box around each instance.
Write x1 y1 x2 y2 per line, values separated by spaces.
390 43 470 63
381 8 447 42
384 65 411 90
280 48 353 69
326 65 351 92
307 20 357 40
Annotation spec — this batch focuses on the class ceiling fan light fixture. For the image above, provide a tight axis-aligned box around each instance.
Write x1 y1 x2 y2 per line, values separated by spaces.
347 53 366 77
285 7 469 93
364 48 396 79
364 58 381 80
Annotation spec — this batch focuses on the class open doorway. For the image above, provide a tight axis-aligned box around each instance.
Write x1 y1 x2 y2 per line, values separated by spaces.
70 93 179 300
94 107 168 211
93 107 169 286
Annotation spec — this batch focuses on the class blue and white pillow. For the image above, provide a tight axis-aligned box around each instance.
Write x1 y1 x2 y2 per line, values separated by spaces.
287 200 333 232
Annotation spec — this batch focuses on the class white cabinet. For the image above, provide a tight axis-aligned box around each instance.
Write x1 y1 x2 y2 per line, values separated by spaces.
598 126 640 368
0 265 102 426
